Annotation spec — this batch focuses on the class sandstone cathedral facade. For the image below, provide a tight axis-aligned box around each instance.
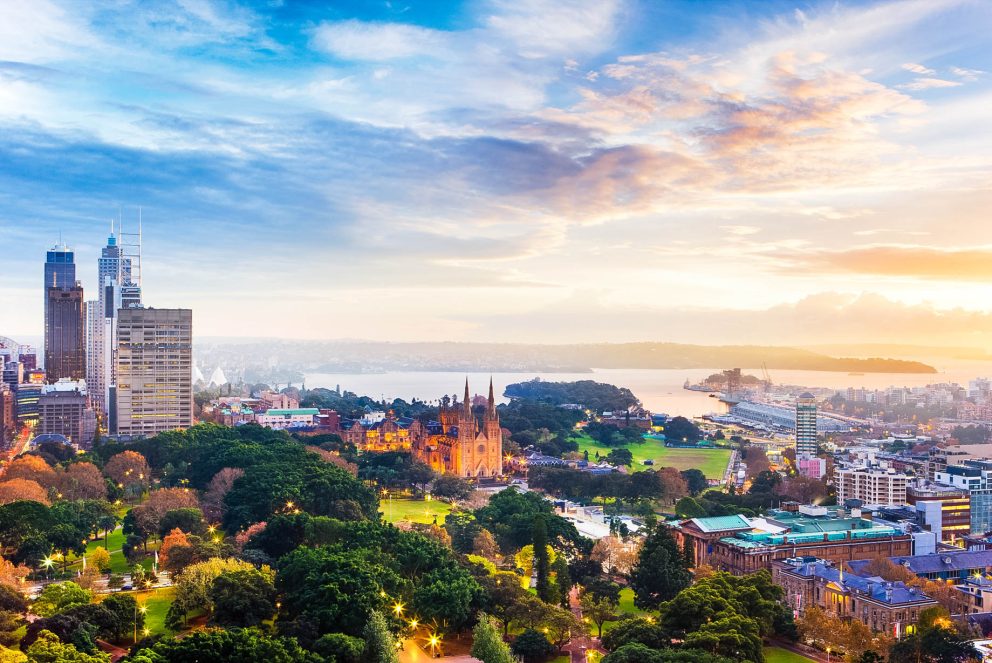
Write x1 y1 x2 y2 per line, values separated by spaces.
341 379 503 479
414 379 503 479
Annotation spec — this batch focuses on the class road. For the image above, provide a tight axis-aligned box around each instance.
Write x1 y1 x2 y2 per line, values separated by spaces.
0 424 33 474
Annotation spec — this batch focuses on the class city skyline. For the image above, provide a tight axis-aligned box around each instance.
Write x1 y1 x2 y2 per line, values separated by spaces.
2 0 991 345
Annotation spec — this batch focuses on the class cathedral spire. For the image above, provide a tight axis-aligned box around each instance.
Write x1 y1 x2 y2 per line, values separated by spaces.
463 378 472 416
487 377 497 418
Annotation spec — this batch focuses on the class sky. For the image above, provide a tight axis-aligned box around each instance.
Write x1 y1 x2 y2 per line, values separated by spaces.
1 0 991 347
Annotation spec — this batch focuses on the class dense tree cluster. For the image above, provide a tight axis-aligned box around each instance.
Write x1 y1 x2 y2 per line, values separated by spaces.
503 379 640 412
528 466 688 507
606 570 796 663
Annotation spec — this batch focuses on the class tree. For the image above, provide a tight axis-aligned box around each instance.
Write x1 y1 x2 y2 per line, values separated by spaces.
100 593 144 642
629 524 690 610
663 417 701 444
23 630 108 663
363 611 399 663
0 646 25 663
533 516 553 603
0 480 49 506
680 469 708 496
201 467 244 523
167 558 266 628
314 633 364 663
674 496 707 519
103 451 150 499
157 508 207 539
432 475 473 501
682 613 763 663
131 488 200 541
32 582 92 618
412 566 483 632
512 629 555 663
889 622 979 663
3 457 56 491
129 628 314 662
543 605 581 653
591 536 626 575
276 546 398 637
210 568 277 627
605 448 633 467
55 464 107 501
553 556 571 609
158 529 191 573
472 529 500 560
86 547 111 575
471 614 515 663
581 593 618 637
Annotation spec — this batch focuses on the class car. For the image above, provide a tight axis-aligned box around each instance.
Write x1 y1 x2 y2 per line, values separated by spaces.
121 584 133 591
642 459 654 466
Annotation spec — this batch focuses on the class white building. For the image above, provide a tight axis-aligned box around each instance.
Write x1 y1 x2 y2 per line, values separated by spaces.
836 465 909 507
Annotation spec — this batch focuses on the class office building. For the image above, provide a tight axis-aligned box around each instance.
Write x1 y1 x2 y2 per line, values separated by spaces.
796 392 818 459
906 483 971 544
15 383 42 424
44 243 78 372
836 465 909 507
86 230 141 418
934 460 992 534
114 307 192 438
45 285 85 382
39 379 95 447
0 383 15 447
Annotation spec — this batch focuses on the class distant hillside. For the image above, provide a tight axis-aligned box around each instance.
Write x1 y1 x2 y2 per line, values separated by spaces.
196 339 937 376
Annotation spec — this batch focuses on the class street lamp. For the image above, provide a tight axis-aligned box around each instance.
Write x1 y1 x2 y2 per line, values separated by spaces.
826 646 831 663
134 604 147 643
392 602 404 617
428 634 440 658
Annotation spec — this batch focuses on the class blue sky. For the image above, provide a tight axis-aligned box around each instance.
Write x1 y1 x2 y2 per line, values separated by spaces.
2 0 991 346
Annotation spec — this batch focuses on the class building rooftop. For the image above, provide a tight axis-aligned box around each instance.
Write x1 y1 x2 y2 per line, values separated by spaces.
688 515 752 533
851 550 992 576
263 408 319 417
778 559 934 606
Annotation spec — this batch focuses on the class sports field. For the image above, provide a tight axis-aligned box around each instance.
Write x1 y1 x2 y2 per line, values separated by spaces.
379 497 453 525
574 435 731 479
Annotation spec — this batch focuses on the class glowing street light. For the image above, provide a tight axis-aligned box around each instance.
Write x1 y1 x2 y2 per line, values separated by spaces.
409 619 418 629
392 602 405 616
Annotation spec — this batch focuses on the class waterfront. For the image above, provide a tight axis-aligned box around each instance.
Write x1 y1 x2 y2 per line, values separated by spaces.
306 361 992 419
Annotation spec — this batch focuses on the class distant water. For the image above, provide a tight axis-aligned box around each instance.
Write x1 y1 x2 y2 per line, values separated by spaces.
306 361 992 419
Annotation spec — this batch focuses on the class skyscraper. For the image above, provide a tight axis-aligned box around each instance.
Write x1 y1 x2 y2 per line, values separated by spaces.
45 285 85 382
114 307 192 438
795 392 818 459
86 229 141 418
43 242 79 376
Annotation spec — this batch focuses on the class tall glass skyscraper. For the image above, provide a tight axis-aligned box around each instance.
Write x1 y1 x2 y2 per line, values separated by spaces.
44 243 84 381
86 230 141 417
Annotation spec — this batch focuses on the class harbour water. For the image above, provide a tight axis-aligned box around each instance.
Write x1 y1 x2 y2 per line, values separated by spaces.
307 361 992 419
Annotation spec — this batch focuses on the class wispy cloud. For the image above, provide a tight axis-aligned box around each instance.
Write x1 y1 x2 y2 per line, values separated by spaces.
902 62 935 75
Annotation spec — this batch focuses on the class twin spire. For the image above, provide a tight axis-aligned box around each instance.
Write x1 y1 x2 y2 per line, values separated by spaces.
458 377 498 419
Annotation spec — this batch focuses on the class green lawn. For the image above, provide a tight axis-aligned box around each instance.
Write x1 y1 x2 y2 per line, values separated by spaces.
598 588 652 636
380 498 453 525
86 528 130 574
574 434 731 479
763 647 817 663
139 586 175 636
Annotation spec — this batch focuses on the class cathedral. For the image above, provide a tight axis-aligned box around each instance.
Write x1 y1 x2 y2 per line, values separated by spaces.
412 379 504 479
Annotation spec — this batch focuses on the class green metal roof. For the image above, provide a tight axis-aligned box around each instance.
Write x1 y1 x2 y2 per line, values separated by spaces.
264 408 319 416
690 515 752 533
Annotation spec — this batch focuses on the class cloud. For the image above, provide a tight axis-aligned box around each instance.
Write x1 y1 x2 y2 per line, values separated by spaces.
789 245 992 281
902 62 935 75
898 77 963 90
949 66 985 80
311 20 446 61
